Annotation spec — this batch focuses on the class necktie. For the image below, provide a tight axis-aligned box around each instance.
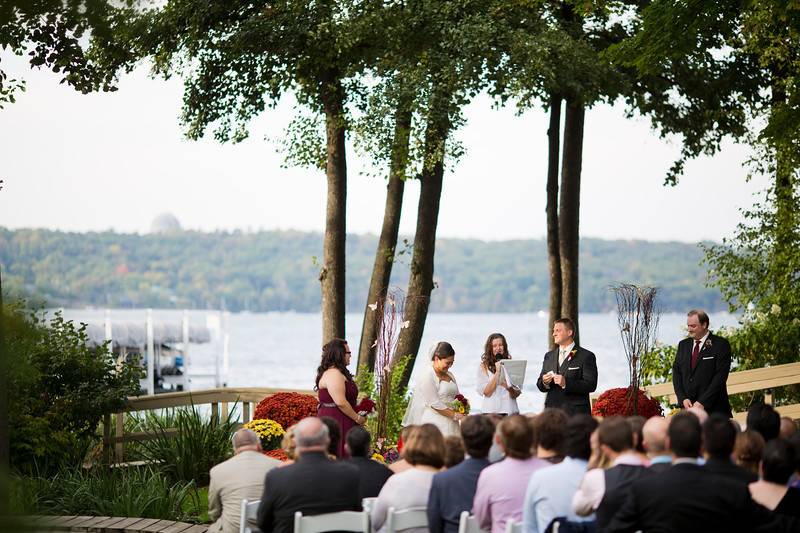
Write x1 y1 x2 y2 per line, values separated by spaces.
558 349 566 367
691 340 701 370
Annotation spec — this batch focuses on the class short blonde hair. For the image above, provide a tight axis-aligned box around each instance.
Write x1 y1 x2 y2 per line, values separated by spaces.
281 425 298 460
403 424 445 468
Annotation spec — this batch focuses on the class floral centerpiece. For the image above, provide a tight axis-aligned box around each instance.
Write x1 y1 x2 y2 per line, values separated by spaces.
591 387 663 418
243 418 285 451
450 394 470 415
254 392 318 429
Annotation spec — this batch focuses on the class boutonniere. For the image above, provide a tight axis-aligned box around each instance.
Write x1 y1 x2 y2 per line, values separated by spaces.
704 338 713 350
567 349 578 361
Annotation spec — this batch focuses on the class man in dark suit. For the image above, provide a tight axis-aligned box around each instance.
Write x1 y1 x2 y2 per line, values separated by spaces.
672 309 733 417
536 318 598 416
703 414 757 485
427 415 495 533
257 417 361 533
344 426 393 499
605 412 792 533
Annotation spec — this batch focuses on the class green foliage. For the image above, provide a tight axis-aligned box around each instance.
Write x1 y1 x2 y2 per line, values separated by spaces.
135 403 238 486
0 227 725 313
641 344 677 388
5 304 140 474
9 466 201 521
356 355 411 443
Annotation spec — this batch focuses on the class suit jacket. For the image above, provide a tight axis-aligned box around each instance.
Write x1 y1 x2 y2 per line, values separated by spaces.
703 457 758 485
345 456 394 499
257 451 361 533
536 346 598 415
207 450 281 533
672 333 732 417
427 457 490 533
604 462 797 533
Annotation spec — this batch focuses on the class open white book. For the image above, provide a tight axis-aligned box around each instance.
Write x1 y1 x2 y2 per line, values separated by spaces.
497 359 527 389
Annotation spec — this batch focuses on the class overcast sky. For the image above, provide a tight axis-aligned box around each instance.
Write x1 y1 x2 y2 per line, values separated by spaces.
0 51 768 243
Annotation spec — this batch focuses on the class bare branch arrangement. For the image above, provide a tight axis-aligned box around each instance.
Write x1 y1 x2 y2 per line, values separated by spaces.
369 288 409 439
612 283 661 415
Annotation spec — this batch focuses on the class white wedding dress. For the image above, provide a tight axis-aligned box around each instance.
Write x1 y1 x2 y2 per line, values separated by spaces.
402 366 461 437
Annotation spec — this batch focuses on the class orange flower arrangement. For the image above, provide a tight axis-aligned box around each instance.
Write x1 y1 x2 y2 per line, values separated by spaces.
254 392 318 429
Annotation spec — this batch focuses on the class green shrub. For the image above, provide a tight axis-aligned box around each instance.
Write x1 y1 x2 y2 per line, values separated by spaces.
136 402 238 486
10 466 201 521
6 305 140 474
356 355 411 444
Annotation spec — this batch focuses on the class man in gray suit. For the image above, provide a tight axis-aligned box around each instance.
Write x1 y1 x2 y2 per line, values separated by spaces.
208 428 281 533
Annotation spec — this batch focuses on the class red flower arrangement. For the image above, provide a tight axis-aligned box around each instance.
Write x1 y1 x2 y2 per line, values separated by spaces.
591 387 663 418
254 392 319 429
356 397 376 416
264 449 289 462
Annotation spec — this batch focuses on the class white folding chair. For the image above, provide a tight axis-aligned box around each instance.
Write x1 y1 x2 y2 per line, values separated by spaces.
294 510 370 533
239 498 262 533
504 519 522 533
362 497 377 514
458 511 489 533
385 506 428 533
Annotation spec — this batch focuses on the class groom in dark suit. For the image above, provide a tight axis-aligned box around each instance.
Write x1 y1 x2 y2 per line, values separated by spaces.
536 318 598 415
672 309 733 417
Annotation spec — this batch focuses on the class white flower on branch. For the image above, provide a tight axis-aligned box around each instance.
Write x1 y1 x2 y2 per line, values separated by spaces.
400 320 410 329
368 303 378 311
371 339 378 348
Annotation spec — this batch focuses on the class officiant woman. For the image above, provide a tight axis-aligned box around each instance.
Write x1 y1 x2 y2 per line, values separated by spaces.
476 333 520 415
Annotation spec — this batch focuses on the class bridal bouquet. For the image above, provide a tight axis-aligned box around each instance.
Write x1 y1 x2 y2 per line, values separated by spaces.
450 394 470 415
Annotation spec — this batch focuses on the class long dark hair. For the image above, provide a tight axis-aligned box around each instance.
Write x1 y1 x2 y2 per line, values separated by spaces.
314 338 352 390
481 333 510 374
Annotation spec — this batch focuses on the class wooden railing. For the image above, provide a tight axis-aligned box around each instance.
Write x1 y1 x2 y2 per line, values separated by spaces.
645 361 800 424
102 387 314 464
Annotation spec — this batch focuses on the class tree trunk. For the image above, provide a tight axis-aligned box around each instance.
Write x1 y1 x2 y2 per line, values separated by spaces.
770 75 793 252
396 95 450 389
0 264 8 515
320 77 348 343
559 99 585 343
546 94 563 349
356 106 412 372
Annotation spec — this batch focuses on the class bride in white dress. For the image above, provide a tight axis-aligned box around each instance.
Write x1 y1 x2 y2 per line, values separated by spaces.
402 341 465 437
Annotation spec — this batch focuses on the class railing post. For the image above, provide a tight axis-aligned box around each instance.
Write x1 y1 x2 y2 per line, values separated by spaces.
765 389 774 405
222 402 229 421
243 402 251 424
211 402 219 427
115 412 125 464
103 413 112 464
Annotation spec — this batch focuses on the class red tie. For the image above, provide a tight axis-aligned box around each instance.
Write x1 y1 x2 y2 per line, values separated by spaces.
691 340 701 370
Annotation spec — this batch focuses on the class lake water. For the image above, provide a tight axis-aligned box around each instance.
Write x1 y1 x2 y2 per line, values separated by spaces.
59 309 739 413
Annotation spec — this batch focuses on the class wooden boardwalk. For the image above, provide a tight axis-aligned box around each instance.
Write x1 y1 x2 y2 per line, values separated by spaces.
27 515 208 532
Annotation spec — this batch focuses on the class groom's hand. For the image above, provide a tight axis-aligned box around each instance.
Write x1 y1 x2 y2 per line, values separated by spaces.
553 374 565 388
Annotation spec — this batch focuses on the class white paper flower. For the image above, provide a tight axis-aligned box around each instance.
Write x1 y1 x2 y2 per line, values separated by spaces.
400 320 410 329
371 339 378 348
368 302 378 311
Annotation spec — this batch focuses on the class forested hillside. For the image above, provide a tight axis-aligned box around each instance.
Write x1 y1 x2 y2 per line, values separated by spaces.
0 228 724 312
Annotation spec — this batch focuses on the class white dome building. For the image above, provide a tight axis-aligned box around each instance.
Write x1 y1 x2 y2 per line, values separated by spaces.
150 213 182 234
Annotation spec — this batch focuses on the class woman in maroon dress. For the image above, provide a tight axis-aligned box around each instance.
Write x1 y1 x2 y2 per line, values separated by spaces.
316 338 366 458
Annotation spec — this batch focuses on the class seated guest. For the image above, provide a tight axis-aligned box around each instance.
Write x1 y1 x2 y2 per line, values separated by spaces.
605 412 787 533
747 402 781 442
428 415 495 533
523 414 598 533
703 414 757 484
344 426 393 498
749 439 800 517
626 416 649 463
372 424 445 533
641 416 671 473
780 417 798 440
390 426 415 474
257 417 360 533
573 416 649 529
735 429 766 477
321 416 342 459
444 435 466 468
474 415 550 533
279 424 297 467
208 428 281 533
531 409 568 463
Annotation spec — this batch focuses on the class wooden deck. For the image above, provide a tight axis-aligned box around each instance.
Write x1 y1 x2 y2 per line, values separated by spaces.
27 515 208 532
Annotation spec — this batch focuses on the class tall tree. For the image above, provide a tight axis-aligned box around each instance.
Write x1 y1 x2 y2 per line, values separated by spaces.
88 0 381 341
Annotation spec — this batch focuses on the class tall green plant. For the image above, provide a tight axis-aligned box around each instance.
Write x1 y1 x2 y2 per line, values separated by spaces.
136 403 238 486
357 355 411 443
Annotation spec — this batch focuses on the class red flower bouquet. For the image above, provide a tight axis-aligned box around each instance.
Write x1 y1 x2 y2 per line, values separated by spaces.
254 392 319 429
356 397 376 417
591 387 663 418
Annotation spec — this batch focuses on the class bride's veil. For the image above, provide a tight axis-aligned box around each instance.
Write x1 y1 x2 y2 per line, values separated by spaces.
400 342 438 427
